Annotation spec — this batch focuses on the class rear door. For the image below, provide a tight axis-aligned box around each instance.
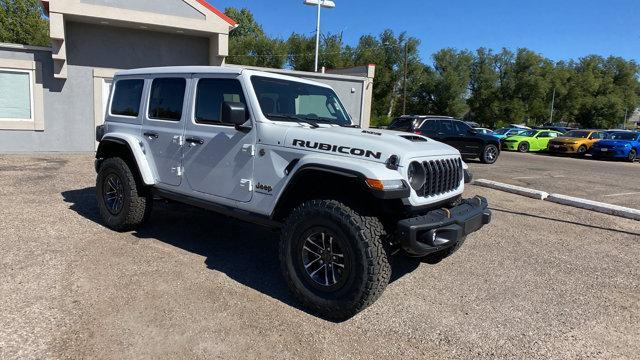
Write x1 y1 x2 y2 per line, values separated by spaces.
436 120 458 149
451 120 483 155
142 76 189 186
534 131 554 150
181 75 256 203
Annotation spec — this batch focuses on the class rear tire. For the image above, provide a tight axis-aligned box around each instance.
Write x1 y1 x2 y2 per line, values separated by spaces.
279 199 391 320
517 142 530 153
96 157 152 231
480 144 499 164
628 149 637 162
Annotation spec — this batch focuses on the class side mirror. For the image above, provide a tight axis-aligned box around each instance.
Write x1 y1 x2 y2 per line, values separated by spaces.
221 102 248 127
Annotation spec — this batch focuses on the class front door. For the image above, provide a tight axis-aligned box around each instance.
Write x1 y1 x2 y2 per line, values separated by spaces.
142 76 189 186
182 76 255 203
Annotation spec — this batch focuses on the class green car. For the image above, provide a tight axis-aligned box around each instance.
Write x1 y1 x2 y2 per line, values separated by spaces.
501 129 562 152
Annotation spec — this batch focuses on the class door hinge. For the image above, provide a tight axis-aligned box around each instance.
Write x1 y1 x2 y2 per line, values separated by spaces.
240 179 253 191
241 144 256 156
172 135 185 146
172 166 183 176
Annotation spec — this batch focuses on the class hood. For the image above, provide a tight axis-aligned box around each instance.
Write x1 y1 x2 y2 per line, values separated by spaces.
552 137 587 143
282 126 460 163
503 135 530 141
594 140 633 147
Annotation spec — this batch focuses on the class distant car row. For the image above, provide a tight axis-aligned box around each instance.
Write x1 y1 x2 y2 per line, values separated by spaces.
387 115 639 164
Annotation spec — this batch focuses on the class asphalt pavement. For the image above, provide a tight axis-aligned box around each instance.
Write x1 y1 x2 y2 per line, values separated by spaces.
1 155 639 359
468 151 640 209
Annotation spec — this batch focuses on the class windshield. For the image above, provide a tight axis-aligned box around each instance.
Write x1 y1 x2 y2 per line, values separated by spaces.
495 128 510 135
608 132 637 141
251 76 352 126
562 130 590 138
518 130 537 137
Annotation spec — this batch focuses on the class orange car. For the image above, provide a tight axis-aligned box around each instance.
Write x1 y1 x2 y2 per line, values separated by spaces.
547 130 605 155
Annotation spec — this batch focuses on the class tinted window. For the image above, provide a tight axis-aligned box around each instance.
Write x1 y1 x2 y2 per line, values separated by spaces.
195 78 248 125
537 131 552 138
590 132 603 139
148 78 186 121
111 79 143 117
439 120 454 134
453 121 471 133
420 120 438 132
389 118 417 131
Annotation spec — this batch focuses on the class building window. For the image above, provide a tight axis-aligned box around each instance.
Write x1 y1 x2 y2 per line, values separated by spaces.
148 78 186 121
110 79 144 117
195 78 247 125
0 69 34 121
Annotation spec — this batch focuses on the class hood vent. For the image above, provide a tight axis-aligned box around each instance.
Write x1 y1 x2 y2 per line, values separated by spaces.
399 135 428 142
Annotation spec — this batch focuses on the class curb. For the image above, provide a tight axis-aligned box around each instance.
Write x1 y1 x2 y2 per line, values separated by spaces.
546 194 640 221
473 179 549 200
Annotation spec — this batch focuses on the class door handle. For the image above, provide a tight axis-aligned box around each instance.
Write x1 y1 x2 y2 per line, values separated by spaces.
143 132 158 139
185 137 204 145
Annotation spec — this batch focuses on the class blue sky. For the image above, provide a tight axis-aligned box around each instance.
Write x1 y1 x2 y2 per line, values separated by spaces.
211 0 639 64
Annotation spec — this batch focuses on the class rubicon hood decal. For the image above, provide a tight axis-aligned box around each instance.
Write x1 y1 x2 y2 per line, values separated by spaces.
292 139 382 159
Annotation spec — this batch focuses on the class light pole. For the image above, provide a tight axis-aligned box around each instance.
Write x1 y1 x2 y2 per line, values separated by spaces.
303 0 336 72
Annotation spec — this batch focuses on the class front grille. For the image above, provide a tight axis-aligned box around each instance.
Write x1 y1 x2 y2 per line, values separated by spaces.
419 158 463 197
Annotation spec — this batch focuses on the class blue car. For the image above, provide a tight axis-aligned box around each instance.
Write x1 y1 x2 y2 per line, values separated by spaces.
493 128 527 139
590 131 640 162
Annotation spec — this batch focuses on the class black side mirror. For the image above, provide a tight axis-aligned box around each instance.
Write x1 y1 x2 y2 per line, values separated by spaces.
221 102 248 127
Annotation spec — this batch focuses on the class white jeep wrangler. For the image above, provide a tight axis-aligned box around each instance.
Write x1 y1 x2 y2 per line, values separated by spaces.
95 66 491 320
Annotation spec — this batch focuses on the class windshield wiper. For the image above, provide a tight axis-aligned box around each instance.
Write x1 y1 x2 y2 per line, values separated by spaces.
266 114 319 128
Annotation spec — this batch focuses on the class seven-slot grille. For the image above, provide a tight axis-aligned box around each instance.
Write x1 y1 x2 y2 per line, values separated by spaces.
419 158 463 197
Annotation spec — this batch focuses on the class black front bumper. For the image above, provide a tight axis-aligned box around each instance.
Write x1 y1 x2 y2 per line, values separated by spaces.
397 196 491 257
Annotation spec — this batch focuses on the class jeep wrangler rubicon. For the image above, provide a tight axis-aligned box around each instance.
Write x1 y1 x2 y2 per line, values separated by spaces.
95 66 491 320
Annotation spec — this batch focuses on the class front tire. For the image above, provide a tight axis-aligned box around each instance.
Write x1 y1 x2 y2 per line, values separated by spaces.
517 142 530 153
577 145 588 156
96 157 152 231
279 200 391 320
480 144 499 164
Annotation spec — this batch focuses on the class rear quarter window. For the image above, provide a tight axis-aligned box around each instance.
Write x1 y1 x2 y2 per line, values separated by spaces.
110 79 144 117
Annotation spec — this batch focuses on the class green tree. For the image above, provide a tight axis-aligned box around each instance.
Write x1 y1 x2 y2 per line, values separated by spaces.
467 48 500 127
427 48 473 117
224 7 288 68
0 0 49 46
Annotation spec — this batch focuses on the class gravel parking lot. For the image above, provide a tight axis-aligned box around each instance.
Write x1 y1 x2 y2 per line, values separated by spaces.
468 151 640 209
1 155 639 359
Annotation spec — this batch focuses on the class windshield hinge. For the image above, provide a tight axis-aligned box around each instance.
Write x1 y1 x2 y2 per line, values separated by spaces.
242 144 256 156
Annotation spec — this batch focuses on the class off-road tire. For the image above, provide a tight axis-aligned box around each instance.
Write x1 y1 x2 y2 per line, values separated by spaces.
96 157 152 231
517 142 530 153
577 145 588 156
628 149 637 162
480 144 499 164
279 199 391 320
420 237 466 264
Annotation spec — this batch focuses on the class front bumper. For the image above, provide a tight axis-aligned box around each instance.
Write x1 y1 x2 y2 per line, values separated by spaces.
548 144 577 153
397 196 491 257
590 147 628 157
501 142 518 151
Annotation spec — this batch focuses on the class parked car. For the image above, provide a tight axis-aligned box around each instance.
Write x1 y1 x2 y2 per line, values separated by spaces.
547 130 604 155
388 116 501 164
533 125 575 133
474 127 496 136
493 127 527 139
590 131 640 162
94 68 491 320
501 129 562 152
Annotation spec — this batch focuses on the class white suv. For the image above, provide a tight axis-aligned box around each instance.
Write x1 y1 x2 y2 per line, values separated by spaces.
95 66 491 320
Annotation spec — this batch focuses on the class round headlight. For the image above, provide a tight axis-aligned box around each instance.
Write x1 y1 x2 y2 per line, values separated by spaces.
407 161 426 191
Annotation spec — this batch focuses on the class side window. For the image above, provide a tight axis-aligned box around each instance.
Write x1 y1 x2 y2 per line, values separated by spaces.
549 132 558 138
420 120 438 132
148 78 186 121
538 131 551 138
195 78 248 125
110 79 144 117
438 120 454 134
591 132 602 139
453 121 471 134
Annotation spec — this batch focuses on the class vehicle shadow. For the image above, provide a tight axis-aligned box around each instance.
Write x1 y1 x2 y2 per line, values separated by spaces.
62 187 421 321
